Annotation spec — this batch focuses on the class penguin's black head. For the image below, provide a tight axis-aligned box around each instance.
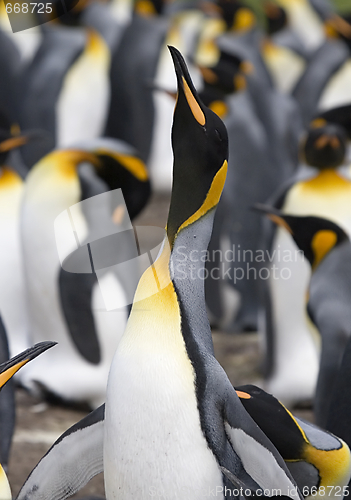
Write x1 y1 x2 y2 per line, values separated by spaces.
93 151 151 221
264 2 287 35
214 0 256 32
235 385 305 460
167 46 228 246
254 204 349 270
314 104 351 140
198 51 250 115
303 122 347 169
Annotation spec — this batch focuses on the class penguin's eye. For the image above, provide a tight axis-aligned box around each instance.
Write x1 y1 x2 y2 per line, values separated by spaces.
215 129 222 142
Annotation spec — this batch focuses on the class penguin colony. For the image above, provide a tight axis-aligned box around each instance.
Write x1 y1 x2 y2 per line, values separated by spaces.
1 0 351 499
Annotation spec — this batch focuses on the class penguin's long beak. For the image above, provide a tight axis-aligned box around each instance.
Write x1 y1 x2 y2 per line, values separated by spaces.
0 341 56 389
253 203 293 235
0 129 51 154
0 136 28 153
168 46 206 127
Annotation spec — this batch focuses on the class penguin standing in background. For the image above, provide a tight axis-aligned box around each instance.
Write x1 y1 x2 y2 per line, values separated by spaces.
0 110 42 358
257 117 351 408
204 33 301 331
0 26 21 126
274 0 326 51
327 335 351 464
236 385 351 498
105 6 202 192
19 23 111 168
16 46 303 500
20 139 150 408
257 207 351 428
261 2 308 95
293 12 351 127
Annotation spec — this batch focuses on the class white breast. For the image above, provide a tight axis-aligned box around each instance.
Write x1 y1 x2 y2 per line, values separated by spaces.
104 269 223 500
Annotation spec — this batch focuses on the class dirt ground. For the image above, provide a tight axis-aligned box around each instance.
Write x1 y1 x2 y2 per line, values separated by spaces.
7 193 313 499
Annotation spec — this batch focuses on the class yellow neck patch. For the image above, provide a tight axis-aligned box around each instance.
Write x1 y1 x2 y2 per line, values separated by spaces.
209 100 228 119
0 167 22 189
94 149 148 181
175 160 227 241
303 440 351 488
310 118 327 129
0 465 11 500
182 77 206 126
311 230 337 269
284 403 351 488
36 150 100 181
232 8 256 32
86 30 109 61
135 0 157 16
301 170 351 194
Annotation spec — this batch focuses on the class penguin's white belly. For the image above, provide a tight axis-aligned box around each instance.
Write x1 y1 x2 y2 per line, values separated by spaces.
0 176 29 356
267 228 318 405
318 61 351 112
104 347 223 500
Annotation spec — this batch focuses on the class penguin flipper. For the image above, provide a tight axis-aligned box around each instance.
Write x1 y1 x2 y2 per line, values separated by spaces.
223 393 301 499
17 404 105 500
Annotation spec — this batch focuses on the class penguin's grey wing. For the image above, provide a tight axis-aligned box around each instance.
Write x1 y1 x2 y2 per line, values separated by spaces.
327 335 351 455
223 390 301 498
292 39 349 127
16 404 105 500
308 241 351 428
104 15 168 162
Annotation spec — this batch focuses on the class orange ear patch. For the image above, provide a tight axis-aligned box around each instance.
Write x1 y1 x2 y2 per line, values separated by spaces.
182 77 206 126
310 118 327 129
236 390 251 399
311 230 337 269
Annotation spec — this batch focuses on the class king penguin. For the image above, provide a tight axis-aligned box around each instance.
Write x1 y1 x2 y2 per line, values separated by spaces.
19 23 110 168
19 139 150 408
204 32 301 332
258 118 351 408
293 11 351 127
0 110 41 358
104 46 301 500
16 47 303 500
256 206 351 428
236 385 351 499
